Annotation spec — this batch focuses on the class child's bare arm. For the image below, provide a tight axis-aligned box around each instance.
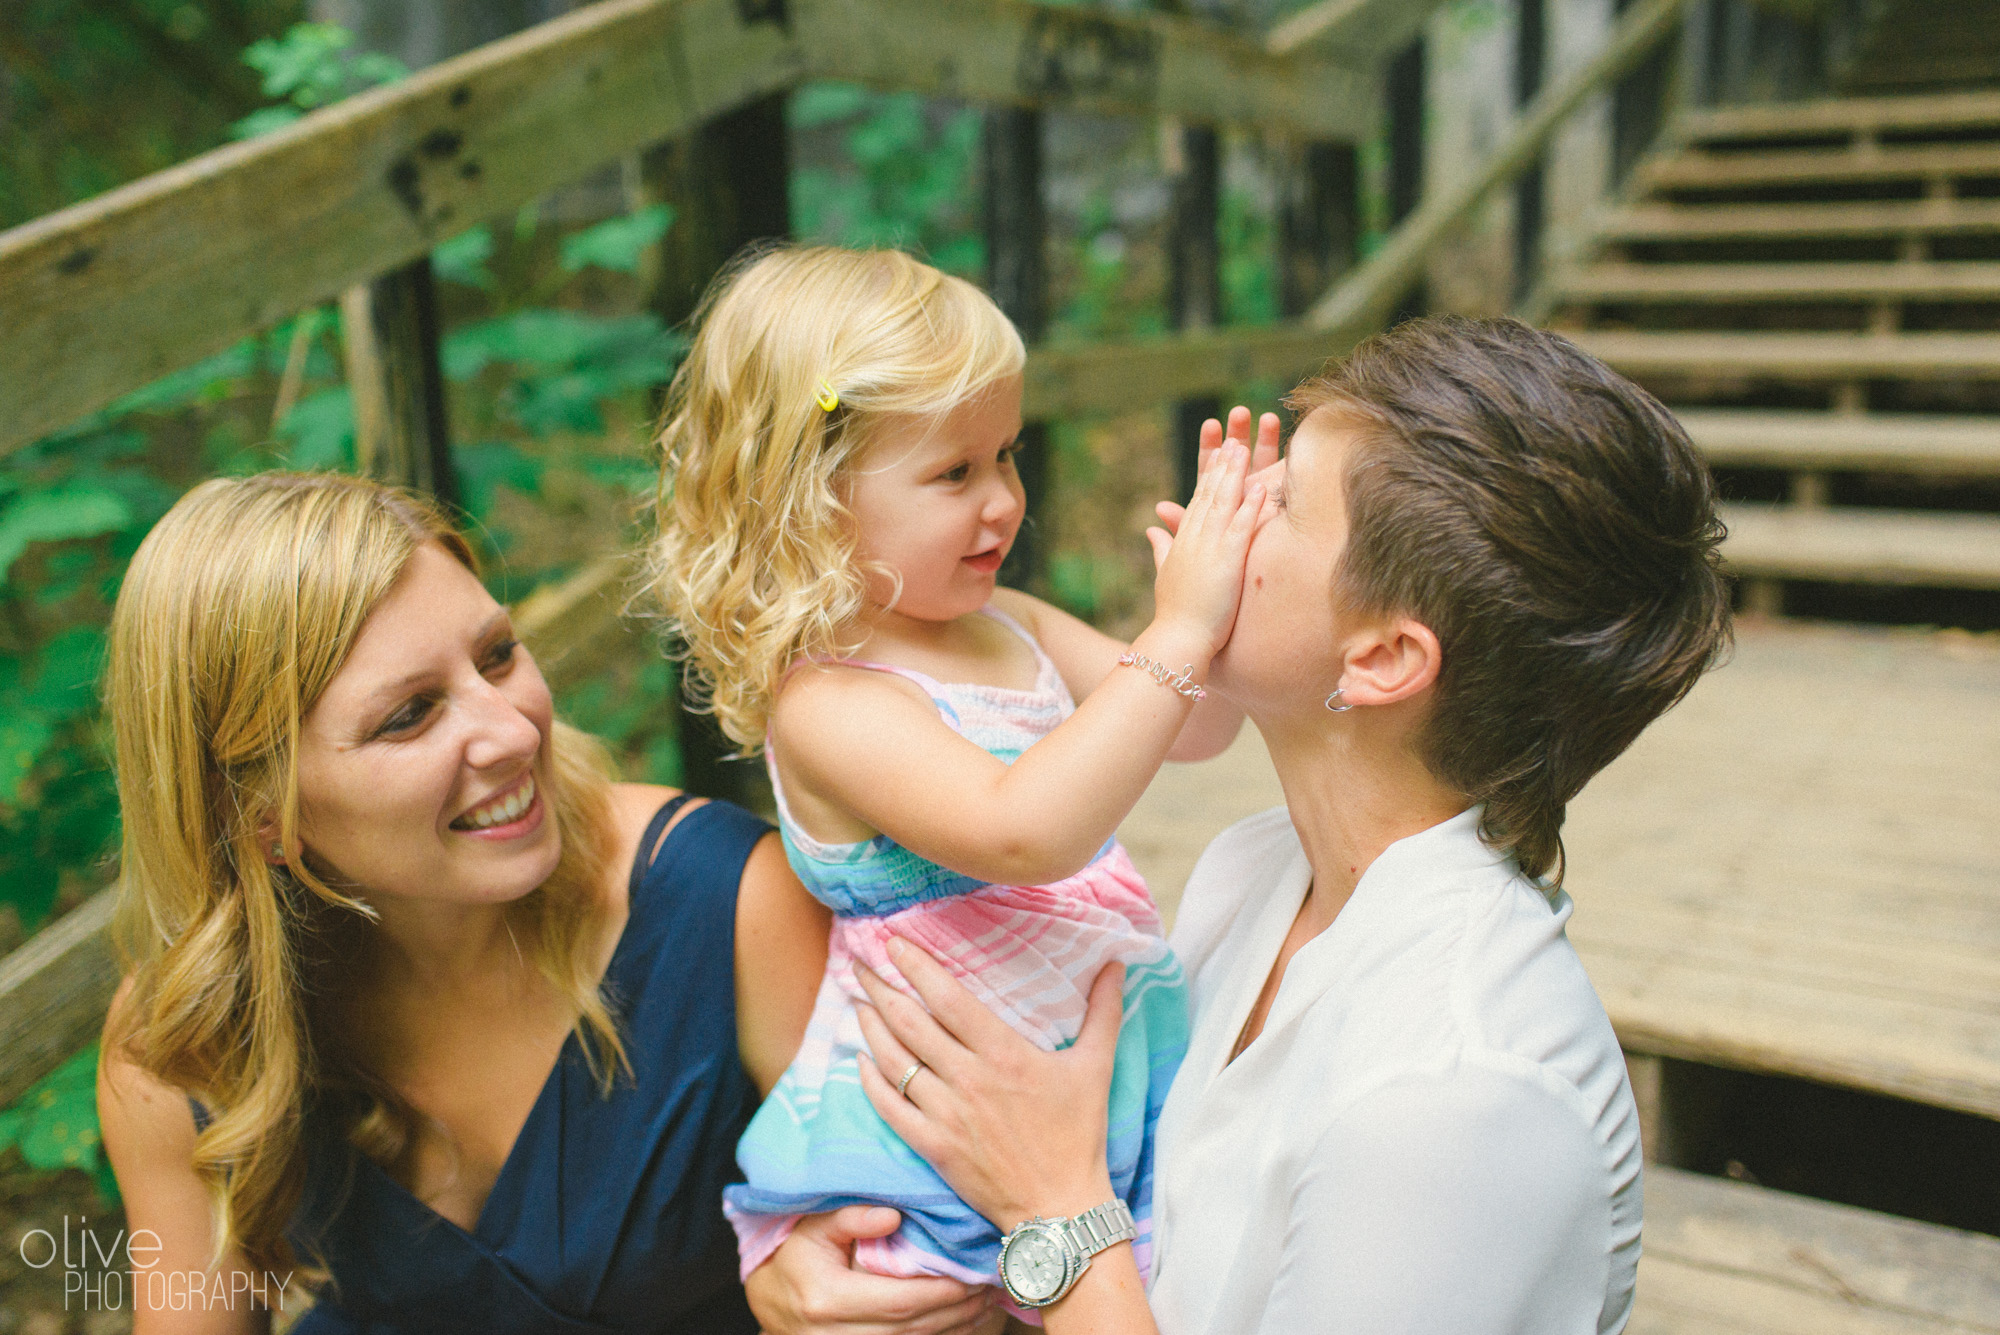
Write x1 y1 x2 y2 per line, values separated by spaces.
773 443 1262 886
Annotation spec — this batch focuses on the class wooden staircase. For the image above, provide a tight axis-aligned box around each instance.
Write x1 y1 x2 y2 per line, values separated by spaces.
1544 88 2000 618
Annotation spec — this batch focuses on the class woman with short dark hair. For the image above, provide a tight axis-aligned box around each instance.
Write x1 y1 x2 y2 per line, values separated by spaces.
762 315 1731 1334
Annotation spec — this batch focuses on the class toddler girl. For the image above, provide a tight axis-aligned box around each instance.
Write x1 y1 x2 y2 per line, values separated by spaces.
648 246 1270 1310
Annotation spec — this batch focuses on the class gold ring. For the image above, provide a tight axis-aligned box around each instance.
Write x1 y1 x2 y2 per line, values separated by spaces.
897 1061 925 1099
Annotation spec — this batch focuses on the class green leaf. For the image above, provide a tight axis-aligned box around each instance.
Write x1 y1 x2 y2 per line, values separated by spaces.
0 711 55 806
453 441 546 520
0 488 136 586
434 226 497 290
790 81 871 129
229 105 305 141
7 1046 104 1175
277 387 356 470
559 205 675 275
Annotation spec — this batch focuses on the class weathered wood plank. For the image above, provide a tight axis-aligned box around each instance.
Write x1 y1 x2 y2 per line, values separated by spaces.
1597 198 2000 243
1566 622 2000 1120
0 891 118 1111
0 0 798 460
1569 329 2000 381
1675 86 2000 145
1633 1166 2000 1334
1559 260 2000 303
1680 409 2000 477
1022 323 1339 421
1640 142 2000 192
0 0 1378 461
798 0 1375 131
1717 502 2000 590
1264 0 1451 61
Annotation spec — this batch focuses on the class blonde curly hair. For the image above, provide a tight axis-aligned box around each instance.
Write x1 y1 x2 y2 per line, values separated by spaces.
647 245 1024 750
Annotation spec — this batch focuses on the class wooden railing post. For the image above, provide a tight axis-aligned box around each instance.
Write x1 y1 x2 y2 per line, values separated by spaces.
1167 123 1222 501
642 92 792 808
1513 0 1547 304
1386 37 1429 322
1280 140 1360 325
985 106 1050 587
340 258 460 507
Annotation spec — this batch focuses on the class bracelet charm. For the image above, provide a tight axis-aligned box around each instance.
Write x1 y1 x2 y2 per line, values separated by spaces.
1118 651 1207 702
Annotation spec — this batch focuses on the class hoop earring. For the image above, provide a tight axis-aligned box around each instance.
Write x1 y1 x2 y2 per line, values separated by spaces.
1324 687 1355 713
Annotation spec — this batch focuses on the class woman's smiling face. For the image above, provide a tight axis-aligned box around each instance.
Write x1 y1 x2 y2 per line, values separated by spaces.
292 542 561 907
1209 407 1359 715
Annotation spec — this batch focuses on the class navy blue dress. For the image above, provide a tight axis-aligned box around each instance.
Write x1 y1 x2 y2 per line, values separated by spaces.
288 797 770 1334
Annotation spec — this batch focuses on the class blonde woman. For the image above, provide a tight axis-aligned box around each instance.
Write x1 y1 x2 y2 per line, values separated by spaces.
97 473 997 1335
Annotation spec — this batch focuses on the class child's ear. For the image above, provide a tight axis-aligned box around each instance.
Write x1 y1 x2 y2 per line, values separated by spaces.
1337 617 1442 708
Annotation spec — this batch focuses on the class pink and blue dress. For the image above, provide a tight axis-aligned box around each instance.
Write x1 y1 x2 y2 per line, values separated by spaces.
723 607 1189 1310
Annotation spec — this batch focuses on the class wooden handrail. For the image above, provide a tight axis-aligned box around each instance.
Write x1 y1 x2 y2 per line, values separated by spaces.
0 0 1373 459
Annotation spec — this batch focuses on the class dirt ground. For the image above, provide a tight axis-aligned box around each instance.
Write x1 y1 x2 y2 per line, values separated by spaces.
0 1158 128 1335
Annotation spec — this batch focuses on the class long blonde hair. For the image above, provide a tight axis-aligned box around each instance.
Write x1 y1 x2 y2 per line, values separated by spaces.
647 245 1025 750
105 472 622 1280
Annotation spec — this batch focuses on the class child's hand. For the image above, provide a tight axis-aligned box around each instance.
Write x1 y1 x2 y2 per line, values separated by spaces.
1143 407 1274 659
1153 406 1282 540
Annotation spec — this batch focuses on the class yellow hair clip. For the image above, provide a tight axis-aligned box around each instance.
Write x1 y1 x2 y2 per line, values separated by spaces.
815 380 840 412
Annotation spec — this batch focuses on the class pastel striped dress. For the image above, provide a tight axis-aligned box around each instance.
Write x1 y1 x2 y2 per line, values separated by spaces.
723 607 1189 1315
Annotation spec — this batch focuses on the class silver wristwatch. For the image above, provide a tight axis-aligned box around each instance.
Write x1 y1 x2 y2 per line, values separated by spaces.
997 1199 1137 1309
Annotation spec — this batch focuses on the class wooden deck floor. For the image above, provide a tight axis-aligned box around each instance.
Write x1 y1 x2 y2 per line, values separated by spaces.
1117 619 2000 1120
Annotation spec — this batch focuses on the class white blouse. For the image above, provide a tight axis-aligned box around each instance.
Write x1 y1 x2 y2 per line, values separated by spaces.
1148 806 1642 1335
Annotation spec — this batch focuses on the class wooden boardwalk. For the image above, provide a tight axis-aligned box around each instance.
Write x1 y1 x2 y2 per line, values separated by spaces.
1119 619 2000 1118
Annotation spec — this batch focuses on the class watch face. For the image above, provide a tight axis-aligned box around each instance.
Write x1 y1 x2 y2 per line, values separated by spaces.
1002 1225 1070 1304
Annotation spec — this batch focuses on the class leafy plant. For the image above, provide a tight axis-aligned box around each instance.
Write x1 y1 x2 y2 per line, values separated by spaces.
0 1045 117 1203
790 83 985 276
230 22 409 139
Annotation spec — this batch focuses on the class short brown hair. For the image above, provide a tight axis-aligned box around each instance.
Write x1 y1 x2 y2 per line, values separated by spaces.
1288 316 1731 886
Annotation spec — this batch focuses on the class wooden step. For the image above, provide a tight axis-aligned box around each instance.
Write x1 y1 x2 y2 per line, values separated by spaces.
1675 87 2000 146
1718 501 2000 589
1678 409 2000 476
1641 142 2000 192
1634 1165 2000 1334
1599 198 2000 244
1568 329 2000 382
1559 260 2000 304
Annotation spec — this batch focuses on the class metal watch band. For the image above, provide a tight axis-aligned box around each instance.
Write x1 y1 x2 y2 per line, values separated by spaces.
1061 1200 1137 1261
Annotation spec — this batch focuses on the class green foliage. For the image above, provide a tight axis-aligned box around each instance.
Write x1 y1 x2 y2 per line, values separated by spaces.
0 1045 116 1203
790 83 985 276
445 311 686 438
230 22 410 139
0 1 301 229
561 205 677 275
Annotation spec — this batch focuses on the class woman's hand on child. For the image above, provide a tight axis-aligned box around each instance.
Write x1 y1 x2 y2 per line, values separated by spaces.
853 938 1125 1233
1144 407 1274 662
746 1205 1005 1335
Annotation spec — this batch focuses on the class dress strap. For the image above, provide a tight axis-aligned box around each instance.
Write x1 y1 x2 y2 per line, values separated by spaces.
977 604 1060 686
629 793 699 898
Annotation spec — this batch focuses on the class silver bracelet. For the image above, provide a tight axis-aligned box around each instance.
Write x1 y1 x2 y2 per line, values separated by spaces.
1118 651 1207 701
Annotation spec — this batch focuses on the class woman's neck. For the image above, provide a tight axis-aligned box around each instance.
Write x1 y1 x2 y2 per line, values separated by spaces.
364 896 531 994
1258 705 1471 935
